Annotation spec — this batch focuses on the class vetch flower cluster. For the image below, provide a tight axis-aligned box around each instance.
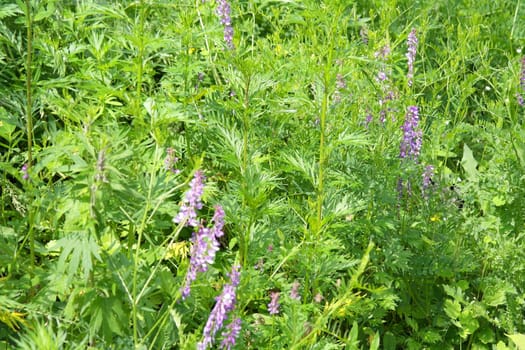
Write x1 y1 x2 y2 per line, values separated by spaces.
333 73 346 103
173 170 205 227
181 205 225 299
422 165 435 198
371 44 397 125
290 280 301 301
198 265 241 350
21 163 29 181
406 28 418 87
220 317 241 350
216 0 234 49
268 291 280 315
399 106 422 161
164 148 181 174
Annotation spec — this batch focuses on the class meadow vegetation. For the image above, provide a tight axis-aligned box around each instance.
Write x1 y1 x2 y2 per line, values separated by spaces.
1 0 524 349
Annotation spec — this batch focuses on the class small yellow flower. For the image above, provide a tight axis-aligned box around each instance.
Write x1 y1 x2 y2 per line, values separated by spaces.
188 47 196 55
164 241 189 260
430 214 440 222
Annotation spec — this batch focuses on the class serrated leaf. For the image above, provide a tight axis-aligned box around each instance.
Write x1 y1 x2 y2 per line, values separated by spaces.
444 299 461 319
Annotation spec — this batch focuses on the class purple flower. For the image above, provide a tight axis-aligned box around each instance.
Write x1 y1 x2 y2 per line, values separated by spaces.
211 205 225 238
400 106 422 161
422 165 435 199
365 112 373 127
173 170 205 227
268 291 280 315
517 93 524 107
374 44 391 60
290 281 301 301
181 206 226 299
422 165 434 189
406 28 418 87
216 0 234 49
220 317 242 350
164 148 181 174
376 71 388 82
181 226 220 299
21 163 29 181
198 265 241 350
336 74 347 89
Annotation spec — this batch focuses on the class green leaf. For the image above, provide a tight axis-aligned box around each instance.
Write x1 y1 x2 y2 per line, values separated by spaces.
444 299 461 320
461 143 478 179
50 232 101 281
0 3 22 19
507 334 525 350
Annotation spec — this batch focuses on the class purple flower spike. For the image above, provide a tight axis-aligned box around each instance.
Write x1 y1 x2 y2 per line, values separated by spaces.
220 318 242 350
212 205 225 238
216 0 234 49
181 225 221 299
290 280 301 301
21 163 29 181
422 165 435 198
268 291 280 315
173 170 205 227
400 106 422 161
406 28 418 87
198 265 241 350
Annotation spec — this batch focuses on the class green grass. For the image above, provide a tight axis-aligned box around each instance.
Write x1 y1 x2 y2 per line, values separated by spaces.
1 0 524 349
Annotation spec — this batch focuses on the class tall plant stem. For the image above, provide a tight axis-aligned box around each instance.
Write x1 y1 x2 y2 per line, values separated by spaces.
25 0 33 167
132 170 154 346
25 0 35 270
240 73 251 267
134 0 146 127
315 18 336 240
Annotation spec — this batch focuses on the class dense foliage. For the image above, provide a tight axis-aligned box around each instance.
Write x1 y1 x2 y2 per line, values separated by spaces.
1 0 524 349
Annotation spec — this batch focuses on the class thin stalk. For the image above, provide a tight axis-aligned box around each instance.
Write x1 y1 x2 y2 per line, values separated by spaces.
25 0 33 168
134 0 146 127
24 0 34 270
131 156 156 346
315 17 336 239
242 75 251 172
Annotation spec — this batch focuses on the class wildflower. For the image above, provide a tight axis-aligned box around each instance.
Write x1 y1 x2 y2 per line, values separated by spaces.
360 26 368 45
268 291 280 315
336 74 347 89
164 148 181 174
211 205 225 236
406 28 418 87
290 281 301 301
181 206 225 299
216 0 234 49
422 165 434 190
220 317 242 350
365 112 373 127
198 265 241 350
333 73 346 104
376 71 388 82
399 106 422 161
21 163 29 181
374 44 391 60
313 293 324 303
173 170 205 227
